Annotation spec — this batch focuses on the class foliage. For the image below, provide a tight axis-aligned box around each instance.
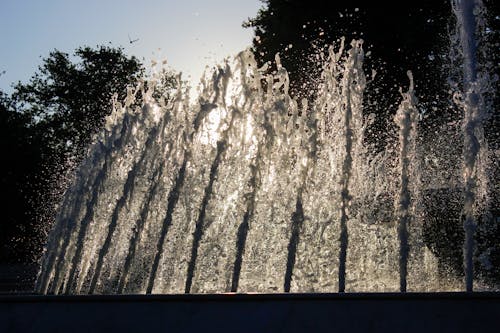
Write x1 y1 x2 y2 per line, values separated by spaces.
12 46 145 159
0 91 43 262
246 0 499 149
247 1 449 93
0 45 179 264
245 0 456 150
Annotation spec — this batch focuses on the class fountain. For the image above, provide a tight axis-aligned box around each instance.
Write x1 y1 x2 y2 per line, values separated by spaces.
35 0 497 295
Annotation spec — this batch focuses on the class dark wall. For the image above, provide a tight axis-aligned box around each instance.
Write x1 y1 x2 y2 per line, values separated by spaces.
1 293 499 333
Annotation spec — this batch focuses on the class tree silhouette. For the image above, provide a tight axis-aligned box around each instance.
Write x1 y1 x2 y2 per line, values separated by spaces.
12 46 145 160
0 91 41 263
245 1 456 148
0 46 163 267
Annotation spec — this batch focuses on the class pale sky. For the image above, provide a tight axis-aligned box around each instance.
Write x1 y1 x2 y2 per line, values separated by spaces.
0 0 262 93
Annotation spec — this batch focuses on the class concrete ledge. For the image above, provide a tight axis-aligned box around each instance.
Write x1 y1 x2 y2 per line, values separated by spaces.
2 293 499 332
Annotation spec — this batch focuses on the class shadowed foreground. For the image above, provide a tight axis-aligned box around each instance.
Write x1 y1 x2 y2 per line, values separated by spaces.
1 293 499 333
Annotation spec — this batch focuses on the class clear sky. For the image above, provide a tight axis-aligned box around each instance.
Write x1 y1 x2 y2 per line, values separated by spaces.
0 0 262 93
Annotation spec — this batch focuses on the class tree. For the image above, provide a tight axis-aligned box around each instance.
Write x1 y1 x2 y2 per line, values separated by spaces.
245 0 499 143
245 0 455 149
12 45 145 160
1 46 150 265
0 90 44 263
247 2 450 88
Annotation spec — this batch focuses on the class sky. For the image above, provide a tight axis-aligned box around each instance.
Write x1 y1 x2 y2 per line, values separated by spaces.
0 0 262 94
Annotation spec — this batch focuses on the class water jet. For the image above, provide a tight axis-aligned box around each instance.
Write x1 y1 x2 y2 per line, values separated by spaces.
34 0 497 295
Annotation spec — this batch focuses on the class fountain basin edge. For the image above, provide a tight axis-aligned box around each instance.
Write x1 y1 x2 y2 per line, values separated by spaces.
2 292 499 332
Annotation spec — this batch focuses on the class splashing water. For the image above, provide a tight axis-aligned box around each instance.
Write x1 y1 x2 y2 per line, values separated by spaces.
452 0 489 292
36 1 497 294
